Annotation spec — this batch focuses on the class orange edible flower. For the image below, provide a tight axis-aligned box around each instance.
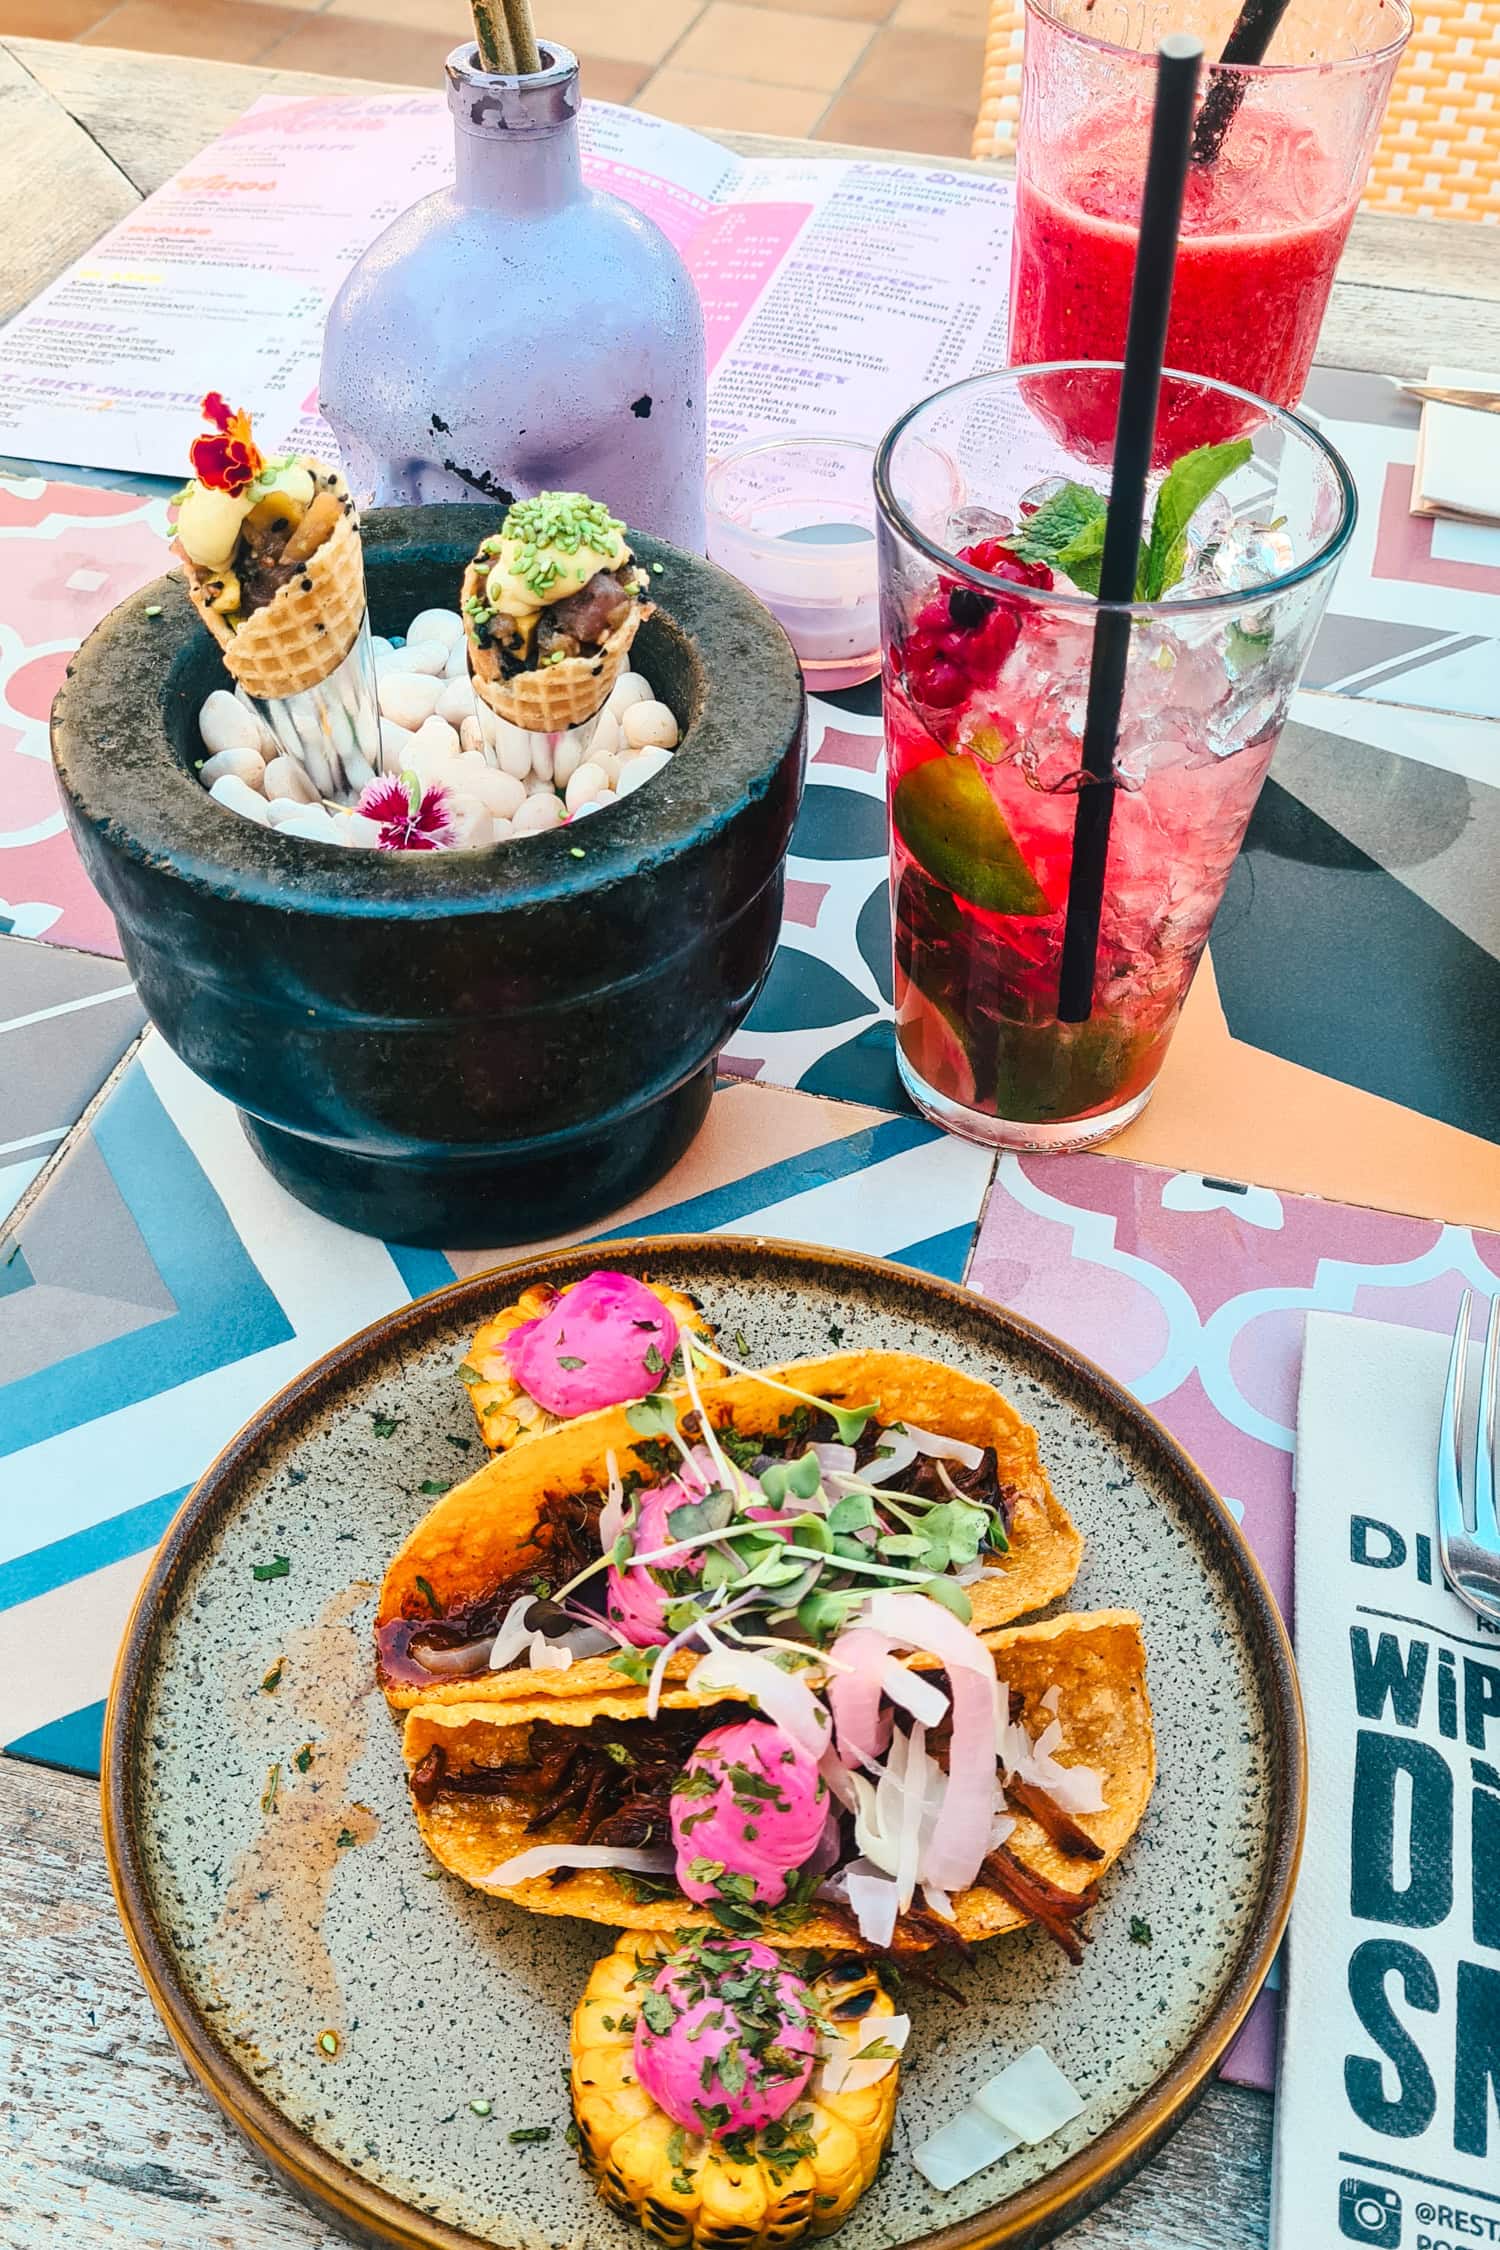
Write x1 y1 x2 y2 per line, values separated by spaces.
189 392 263 496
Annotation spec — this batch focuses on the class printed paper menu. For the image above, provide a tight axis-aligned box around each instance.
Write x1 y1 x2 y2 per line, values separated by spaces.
0 93 1013 481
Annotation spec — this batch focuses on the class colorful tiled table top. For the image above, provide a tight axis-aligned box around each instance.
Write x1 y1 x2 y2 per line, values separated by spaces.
3 365 1500 2106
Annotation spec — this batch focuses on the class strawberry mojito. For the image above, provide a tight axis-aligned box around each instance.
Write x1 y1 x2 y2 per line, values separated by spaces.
1007 0 1409 448
875 368 1355 1149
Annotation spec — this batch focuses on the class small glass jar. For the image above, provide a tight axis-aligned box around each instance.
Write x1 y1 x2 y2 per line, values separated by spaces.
707 435 880 691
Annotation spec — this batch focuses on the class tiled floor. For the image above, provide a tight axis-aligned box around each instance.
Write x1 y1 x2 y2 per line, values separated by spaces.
4 0 984 153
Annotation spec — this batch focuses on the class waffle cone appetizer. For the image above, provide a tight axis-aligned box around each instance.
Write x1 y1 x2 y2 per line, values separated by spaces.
174 393 366 699
462 491 651 732
572 1935 901 2249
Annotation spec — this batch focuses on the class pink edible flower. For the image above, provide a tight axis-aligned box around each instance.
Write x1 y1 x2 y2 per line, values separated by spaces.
355 770 456 851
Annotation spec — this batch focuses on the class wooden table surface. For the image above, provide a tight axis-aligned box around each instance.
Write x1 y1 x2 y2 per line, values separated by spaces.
2 33 1495 2250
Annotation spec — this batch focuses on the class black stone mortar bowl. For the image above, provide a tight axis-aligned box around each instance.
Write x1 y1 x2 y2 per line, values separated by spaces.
52 505 806 1248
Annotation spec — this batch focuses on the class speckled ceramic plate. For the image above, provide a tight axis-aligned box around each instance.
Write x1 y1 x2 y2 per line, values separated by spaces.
104 1237 1303 2250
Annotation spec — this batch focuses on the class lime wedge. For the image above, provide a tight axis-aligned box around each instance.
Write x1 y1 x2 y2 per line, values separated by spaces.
893 758 1049 916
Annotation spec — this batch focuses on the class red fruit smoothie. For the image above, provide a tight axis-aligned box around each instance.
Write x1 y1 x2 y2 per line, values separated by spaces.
1009 103 1356 452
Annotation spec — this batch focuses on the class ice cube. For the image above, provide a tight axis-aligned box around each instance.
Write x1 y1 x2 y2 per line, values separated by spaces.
1212 517 1295 594
1016 475 1071 516
947 504 1015 548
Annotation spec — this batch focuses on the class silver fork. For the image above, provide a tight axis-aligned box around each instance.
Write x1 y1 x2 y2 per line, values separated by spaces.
1437 1289 1500 1625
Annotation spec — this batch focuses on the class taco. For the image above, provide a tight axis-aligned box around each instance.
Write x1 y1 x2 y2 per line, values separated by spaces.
377 1350 1083 1712
401 1607 1153 1959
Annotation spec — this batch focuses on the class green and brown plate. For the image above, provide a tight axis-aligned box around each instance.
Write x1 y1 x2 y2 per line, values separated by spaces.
103 1236 1303 2250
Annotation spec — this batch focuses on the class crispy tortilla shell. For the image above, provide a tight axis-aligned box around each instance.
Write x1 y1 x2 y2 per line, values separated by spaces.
378 1351 1082 1710
402 1609 1153 1951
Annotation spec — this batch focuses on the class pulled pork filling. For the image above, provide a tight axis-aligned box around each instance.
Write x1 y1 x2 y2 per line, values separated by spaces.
472 564 640 676
410 1697 1103 1959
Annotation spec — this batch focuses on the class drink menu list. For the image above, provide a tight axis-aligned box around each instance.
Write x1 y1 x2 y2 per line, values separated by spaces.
0 93 1015 482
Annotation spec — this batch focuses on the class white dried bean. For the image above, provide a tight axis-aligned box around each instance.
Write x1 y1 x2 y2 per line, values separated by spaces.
616 744 672 797
468 767 526 819
553 735 584 789
604 671 652 719
564 761 608 814
444 637 470 678
623 700 679 752
199 689 266 759
458 715 487 757
526 774 558 796
442 792 492 848
587 709 621 763
437 675 478 727
490 816 514 843
378 671 444 728
396 638 449 676
262 756 320 805
512 792 565 835
263 795 313 827
492 720 533 779
408 607 465 648
339 812 386 848
592 748 620 790
209 773 271 824
528 733 555 784
200 744 266 790
406 715 462 770
275 804 341 843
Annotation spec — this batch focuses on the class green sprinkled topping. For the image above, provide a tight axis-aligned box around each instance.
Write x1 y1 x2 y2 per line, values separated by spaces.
469 2098 493 2117
318 2030 340 2057
496 491 628 600
144 604 163 618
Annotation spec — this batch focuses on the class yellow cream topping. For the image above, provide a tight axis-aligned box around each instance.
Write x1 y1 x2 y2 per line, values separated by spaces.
480 492 629 619
176 461 316 571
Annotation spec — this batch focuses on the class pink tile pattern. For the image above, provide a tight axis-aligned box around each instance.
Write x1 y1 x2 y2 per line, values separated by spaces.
0 477 173 954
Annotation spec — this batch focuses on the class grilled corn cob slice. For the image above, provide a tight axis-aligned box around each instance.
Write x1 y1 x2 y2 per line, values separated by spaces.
461 1281 713 1451
571 1935 899 2247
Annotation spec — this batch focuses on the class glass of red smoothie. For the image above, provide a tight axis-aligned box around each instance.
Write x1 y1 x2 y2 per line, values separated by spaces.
876 365 1354 1150
1008 0 1410 452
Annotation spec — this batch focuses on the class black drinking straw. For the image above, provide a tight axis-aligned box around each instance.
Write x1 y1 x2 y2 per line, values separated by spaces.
1190 0 1294 164
1055 33 1203 1026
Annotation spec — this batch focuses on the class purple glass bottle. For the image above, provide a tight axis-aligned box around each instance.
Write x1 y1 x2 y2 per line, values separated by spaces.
320 42 706 549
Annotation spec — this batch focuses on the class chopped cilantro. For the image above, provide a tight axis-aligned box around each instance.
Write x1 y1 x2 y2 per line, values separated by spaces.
557 1355 585 1371
415 1575 442 1616
1130 1916 1153 1946
260 1659 284 1693
260 1763 281 1814
445 1434 473 1452
294 1744 314 1774
418 1479 451 1496
508 2125 551 2144
641 1989 677 2034
458 1365 483 1386
335 1827 358 1848
371 1411 399 1438
644 1342 666 1376
252 1555 290 1583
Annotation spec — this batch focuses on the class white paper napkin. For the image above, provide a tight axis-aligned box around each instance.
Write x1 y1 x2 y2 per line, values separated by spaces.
1412 364 1500 524
1273 1311 1500 2250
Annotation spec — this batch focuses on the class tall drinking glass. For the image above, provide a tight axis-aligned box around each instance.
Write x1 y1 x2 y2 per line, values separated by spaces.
876 365 1354 1151
1008 0 1410 452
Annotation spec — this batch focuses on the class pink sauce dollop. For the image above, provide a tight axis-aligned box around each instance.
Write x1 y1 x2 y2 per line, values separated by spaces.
502 1270 679 1417
605 1466 710 1647
633 1937 817 2139
671 1718 829 1907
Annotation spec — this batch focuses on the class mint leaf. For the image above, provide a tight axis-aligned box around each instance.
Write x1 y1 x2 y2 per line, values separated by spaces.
1009 482 1107 567
1054 512 1108 596
1140 438 1252 601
